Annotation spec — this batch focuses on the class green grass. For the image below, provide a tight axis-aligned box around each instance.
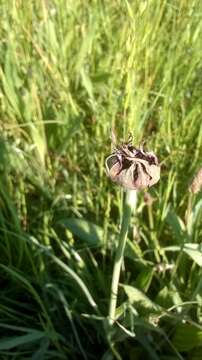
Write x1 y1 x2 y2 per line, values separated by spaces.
0 0 202 358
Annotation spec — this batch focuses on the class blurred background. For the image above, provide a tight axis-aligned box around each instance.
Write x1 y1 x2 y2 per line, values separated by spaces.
0 1 202 359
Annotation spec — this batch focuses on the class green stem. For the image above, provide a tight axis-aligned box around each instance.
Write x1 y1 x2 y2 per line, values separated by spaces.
147 204 161 263
108 190 137 325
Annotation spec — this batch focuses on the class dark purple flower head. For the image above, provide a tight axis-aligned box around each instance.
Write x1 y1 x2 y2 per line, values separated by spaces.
105 136 160 190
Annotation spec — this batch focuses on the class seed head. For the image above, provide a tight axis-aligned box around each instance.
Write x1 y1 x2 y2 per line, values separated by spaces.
105 135 160 191
189 168 202 194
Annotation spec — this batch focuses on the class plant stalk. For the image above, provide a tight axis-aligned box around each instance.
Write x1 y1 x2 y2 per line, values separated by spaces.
108 189 137 325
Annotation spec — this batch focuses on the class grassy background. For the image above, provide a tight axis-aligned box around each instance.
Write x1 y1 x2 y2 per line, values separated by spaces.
0 0 202 359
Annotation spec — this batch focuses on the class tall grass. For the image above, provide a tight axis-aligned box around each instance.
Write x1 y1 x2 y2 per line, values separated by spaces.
0 0 202 358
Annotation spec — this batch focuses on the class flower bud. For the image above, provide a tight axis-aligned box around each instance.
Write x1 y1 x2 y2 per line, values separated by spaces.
105 137 160 191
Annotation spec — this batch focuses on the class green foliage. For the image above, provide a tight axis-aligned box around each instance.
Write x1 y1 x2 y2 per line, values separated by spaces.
59 218 104 247
0 0 202 359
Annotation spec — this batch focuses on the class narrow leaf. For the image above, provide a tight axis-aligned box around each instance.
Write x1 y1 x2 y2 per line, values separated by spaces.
0 332 45 350
173 323 202 351
58 218 103 247
123 285 161 311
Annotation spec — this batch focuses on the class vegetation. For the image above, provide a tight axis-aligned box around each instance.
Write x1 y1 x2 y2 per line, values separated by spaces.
0 0 202 359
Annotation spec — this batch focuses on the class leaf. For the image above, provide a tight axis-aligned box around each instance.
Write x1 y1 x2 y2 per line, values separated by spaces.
0 323 43 333
0 331 45 350
49 254 97 309
135 268 154 292
173 323 202 352
166 209 185 241
29 124 47 168
80 68 94 101
155 286 173 308
183 243 202 267
101 350 114 360
190 198 202 233
58 218 103 247
186 198 202 236
123 285 161 312
31 338 50 360
189 347 202 360
164 243 202 267
125 239 143 261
